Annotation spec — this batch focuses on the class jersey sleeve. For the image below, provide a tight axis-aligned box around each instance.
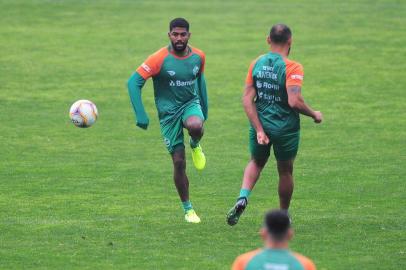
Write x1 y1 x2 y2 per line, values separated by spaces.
135 47 167 80
231 255 245 270
191 47 206 73
285 61 304 87
293 253 316 270
231 249 261 270
201 54 205 73
245 60 256 85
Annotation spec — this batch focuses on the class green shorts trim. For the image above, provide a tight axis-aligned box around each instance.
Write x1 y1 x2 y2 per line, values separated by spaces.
249 127 300 161
160 102 204 154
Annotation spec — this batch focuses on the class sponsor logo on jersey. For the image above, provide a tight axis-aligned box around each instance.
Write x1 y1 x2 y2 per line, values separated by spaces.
193 66 199 76
167 70 176 76
291 74 303 80
169 79 196 87
256 80 280 90
264 263 288 270
258 91 281 102
262 66 274 71
141 63 151 73
256 81 263 88
257 71 278 80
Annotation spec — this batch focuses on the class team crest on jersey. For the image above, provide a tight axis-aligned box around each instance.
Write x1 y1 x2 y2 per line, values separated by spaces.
193 66 199 76
167 70 176 76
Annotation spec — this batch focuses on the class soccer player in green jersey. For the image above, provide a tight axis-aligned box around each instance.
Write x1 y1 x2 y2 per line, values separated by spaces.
127 18 208 223
227 24 323 225
232 210 316 270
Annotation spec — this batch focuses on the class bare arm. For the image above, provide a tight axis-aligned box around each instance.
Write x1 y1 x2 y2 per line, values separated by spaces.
287 86 322 123
242 84 270 144
243 84 263 132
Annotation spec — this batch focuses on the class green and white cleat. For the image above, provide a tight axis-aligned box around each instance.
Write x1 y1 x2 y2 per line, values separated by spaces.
226 197 248 226
191 144 206 170
185 209 201 223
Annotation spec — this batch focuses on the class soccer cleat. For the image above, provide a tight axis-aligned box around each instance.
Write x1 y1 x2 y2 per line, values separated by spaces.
226 197 248 226
185 209 201 223
191 144 206 170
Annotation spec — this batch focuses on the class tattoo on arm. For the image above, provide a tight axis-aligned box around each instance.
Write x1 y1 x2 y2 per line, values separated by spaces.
288 86 302 94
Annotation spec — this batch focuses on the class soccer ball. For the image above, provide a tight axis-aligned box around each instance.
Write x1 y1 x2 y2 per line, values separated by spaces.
69 100 98 128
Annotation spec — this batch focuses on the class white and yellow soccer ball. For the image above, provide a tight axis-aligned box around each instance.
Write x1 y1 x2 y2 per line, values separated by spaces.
69 100 98 128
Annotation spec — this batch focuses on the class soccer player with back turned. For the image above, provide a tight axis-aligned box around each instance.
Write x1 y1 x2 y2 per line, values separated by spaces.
227 24 323 225
127 18 208 223
232 210 316 270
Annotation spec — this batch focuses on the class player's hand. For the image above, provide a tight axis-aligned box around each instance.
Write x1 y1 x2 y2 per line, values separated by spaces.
257 131 269 145
313 111 323 124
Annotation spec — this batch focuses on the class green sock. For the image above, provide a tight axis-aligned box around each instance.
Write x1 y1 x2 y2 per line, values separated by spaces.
190 137 200 149
239 188 251 199
182 200 193 212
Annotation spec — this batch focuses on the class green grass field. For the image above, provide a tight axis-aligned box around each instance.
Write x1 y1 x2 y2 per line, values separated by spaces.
1 0 405 269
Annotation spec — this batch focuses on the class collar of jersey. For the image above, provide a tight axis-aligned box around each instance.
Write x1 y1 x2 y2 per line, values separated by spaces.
167 45 193 59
